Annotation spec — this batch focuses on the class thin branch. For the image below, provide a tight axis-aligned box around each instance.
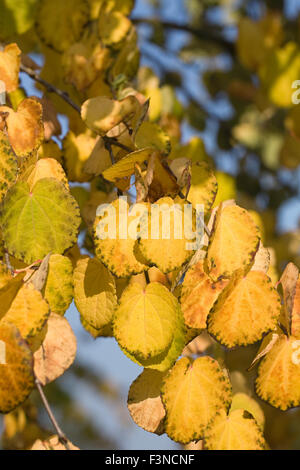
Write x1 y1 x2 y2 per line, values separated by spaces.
132 17 235 55
20 64 81 114
35 376 70 449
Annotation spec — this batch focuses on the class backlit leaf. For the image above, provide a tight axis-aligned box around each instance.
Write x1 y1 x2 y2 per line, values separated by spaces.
206 203 260 281
255 334 300 410
0 321 34 413
180 260 228 329
0 99 44 158
0 131 18 203
1 178 81 264
35 0 89 52
207 270 281 348
0 43 21 93
42 254 73 316
74 256 117 330
204 409 266 450
161 356 232 443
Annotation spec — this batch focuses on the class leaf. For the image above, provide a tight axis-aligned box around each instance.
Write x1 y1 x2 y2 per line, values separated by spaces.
81 95 139 135
1 283 50 339
180 260 229 329
135 122 171 156
80 315 113 338
230 393 265 429
255 334 300 410
187 162 218 213
161 356 232 443
259 42 300 108
74 256 117 330
0 178 81 264
248 332 280 371
279 262 300 338
20 158 69 190
30 253 51 291
0 273 25 318
35 0 89 52
0 321 34 413
135 197 196 274
42 254 74 316
98 10 132 47
93 198 147 278
62 131 96 183
102 148 153 183
84 137 112 176
204 409 266 450
34 313 77 385
128 369 166 435
62 37 111 92
31 435 79 450
207 270 281 348
0 99 44 157
0 131 18 203
250 242 270 273
0 43 21 93
206 203 260 281
113 282 180 362
0 0 38 39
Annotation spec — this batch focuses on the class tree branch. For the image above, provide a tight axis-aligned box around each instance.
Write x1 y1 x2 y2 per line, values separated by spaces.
132 17 235 55
35 376 71 450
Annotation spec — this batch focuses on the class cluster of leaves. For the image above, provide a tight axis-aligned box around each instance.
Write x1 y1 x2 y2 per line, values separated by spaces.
0 0 300 450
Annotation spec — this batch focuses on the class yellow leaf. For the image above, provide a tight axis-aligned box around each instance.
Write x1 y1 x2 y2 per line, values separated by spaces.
135 122 171 156
31 435 79 450
37 140 63 164
0 321 34 413
94 198 147 278
128 369 166 435
161 356 232 443
0 131 18 203
35 0 89 52
102 148 153 183
74 256 117 330
0 98 44 157
81 95 139 135
259 42 300 108
206 203 260 281
230 393 265 429
213 171 236 208
20 158 69 191
207 270 281 348
187 162 218 213
63 131 96 182
62 37 111 92
80 315 113 338
34 313 77 385
1 283 50 339
135 197 196 273
180 260 228 329
43 254 74 316
113 282 180 362
0 43 21 93
204 409 266 450
98 10 132 47
84 137 112 176
256 334 300 410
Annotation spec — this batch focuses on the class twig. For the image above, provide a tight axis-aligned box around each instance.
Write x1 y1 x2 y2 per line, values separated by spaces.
20 64 81 114
144 270 150 284
35 376 70 450
132 17 235 55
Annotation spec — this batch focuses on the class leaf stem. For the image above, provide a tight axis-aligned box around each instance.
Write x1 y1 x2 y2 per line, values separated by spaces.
35 376 70 450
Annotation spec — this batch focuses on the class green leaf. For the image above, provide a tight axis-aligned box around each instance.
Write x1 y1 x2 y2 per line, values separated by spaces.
0 178 81 264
